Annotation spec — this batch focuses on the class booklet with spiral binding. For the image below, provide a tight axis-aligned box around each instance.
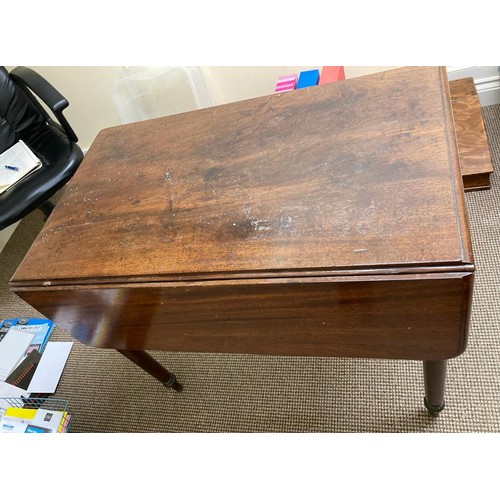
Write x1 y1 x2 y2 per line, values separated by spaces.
4 350 42 390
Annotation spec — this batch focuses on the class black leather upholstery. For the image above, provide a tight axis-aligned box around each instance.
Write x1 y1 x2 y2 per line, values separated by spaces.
0 66 83 230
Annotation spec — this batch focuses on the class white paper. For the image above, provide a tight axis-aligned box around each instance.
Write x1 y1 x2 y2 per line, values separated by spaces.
0 140 42 193
30 408 66 433
27 342 73 394
8 324 50 354
0 330 34 381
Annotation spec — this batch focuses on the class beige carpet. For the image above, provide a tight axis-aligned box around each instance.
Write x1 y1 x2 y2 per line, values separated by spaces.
1 105 500 433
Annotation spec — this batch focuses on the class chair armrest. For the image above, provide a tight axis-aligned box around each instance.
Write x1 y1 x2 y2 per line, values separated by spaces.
9 66 79 143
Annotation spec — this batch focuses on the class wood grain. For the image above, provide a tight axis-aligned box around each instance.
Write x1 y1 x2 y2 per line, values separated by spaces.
449 77 494 191
10 66 475 366
12 66 471 285
13 272 473 360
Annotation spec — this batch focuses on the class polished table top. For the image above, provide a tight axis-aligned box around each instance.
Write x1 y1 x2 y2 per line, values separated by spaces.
11 66 474 362
12 66 472 285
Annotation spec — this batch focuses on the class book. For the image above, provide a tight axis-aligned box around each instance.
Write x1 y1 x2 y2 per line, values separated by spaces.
0 140 42 194
0 406 70 433
0 318 55 354
1 405 38 433
0 415 32 433
30 408 67 433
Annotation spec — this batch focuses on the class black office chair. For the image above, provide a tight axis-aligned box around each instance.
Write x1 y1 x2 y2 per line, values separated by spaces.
0 66 84 231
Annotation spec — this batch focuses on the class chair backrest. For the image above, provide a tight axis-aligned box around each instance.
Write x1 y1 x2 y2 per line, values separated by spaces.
0 67 46 154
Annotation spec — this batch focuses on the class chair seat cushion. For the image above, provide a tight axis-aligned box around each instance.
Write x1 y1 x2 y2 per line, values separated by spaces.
0 123 83 229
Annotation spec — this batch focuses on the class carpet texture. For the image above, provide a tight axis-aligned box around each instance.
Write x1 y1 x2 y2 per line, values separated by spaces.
1 105 499 433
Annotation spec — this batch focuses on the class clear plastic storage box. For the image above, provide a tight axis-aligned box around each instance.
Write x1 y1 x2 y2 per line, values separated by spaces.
112 66 213 124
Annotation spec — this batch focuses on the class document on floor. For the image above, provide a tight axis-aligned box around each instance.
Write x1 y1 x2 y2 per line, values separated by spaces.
26 342 73 394
0 330 34 381
7 320 54 354
0 382 30 417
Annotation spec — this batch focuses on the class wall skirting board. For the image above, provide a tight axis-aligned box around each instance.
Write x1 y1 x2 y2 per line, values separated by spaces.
447 66 500 107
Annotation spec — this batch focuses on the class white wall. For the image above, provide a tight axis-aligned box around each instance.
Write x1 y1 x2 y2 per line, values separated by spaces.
7 66 399 152
200 66 399 108
447 66 500 106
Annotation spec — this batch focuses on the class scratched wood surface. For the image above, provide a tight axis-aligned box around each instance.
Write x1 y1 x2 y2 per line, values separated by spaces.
449 77 494 191
11 66 475 360
12 66 472 286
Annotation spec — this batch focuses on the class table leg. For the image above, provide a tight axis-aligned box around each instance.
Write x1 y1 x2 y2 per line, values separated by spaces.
38 199 55 221
423 360 447 415
117 349 183 392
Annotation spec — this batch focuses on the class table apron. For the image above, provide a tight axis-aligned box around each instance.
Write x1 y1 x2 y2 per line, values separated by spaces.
14 272 473 360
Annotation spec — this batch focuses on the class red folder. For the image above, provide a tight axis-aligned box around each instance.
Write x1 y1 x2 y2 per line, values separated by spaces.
319 66 345 85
